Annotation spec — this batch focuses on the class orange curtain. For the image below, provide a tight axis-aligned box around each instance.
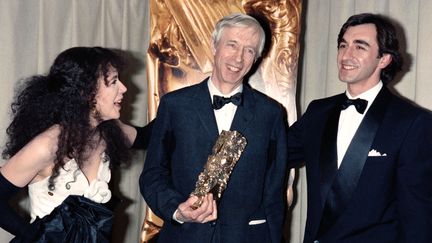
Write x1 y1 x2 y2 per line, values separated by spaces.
142 0 302 241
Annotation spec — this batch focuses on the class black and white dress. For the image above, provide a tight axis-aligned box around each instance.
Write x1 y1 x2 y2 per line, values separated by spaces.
14 153 113 243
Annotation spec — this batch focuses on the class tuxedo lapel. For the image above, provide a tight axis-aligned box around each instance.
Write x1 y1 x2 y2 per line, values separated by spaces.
193 80 219 139
230 85 255 134
319 98 343 206
318 87 391 235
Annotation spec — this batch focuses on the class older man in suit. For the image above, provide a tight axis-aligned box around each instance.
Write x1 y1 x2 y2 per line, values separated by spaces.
140 13 288 243
288 13 432 243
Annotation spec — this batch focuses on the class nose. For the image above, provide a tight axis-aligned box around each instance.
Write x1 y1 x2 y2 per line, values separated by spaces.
234 47 244 63
119 80 127 93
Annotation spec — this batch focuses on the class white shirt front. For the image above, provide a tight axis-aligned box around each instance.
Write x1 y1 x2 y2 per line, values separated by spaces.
207 79 243 134
336 81 383 167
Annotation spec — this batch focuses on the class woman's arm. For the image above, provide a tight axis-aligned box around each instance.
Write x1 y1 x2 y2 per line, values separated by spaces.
0 126 58 238
117 119 154 149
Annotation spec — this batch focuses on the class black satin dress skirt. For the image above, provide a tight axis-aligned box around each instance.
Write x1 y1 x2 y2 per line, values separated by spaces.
11 195 113 243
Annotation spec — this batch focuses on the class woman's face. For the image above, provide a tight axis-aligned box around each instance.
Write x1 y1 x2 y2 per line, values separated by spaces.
93 66 127 124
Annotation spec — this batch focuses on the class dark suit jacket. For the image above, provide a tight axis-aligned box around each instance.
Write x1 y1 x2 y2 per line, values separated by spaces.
140 79 288 243
288 87 432 243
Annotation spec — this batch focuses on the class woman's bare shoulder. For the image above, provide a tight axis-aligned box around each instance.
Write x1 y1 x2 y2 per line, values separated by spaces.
0 125 61 186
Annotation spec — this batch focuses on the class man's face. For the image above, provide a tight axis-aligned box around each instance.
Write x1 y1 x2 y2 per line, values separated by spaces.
211 25 261 94
337 23 390 95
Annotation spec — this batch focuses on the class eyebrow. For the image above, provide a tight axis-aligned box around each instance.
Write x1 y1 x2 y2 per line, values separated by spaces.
107 73 118 81
340 38 371 47
226 40 238 44
353 39 371 47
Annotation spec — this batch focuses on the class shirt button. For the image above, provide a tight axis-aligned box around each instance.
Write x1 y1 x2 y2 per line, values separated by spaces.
209 221 217 227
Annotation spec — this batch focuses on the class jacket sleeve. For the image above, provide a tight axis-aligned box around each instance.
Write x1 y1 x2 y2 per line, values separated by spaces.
287 100 319 167
264 106 289 243
131 120 154 150
139 97 184 221
397 111 432 242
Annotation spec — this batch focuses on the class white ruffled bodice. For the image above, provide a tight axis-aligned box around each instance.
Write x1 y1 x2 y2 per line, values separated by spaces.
28 153 112 221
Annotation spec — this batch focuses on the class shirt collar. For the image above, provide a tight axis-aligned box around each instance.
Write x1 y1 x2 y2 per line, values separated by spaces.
346 81 383 111
208 78 243 100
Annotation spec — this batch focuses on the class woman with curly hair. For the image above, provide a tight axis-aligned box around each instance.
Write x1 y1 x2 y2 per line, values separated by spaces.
0 46 149 242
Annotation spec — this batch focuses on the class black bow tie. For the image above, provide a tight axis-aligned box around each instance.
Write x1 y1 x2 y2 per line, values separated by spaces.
341 96 368 114
212 92 243 110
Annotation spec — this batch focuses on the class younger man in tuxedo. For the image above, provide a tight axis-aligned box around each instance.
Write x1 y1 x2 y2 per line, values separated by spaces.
288 13 432 243
140 13 288 243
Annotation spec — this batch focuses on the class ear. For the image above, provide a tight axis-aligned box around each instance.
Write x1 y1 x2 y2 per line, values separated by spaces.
211 40 217 55
378 53 392 69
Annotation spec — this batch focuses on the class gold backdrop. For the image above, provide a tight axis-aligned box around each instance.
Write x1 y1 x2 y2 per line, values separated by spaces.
143 0 302 241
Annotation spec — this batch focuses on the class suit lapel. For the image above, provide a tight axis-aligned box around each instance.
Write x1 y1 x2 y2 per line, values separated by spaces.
230 85 255 134
193 79 219 139
319 96 344 206
318 87 391 235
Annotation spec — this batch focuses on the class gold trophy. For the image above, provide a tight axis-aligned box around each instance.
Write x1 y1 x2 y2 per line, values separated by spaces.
190 130 247 209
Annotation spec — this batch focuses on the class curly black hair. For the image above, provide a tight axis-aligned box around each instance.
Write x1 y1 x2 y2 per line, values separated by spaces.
2 46 130 190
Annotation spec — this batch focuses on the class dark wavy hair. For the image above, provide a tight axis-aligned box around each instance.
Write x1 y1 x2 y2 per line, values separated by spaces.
2 46 130 190
337 13 403 84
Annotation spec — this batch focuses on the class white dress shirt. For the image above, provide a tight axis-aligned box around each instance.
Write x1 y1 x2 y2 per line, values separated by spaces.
208 78 243 134
336 81 383 168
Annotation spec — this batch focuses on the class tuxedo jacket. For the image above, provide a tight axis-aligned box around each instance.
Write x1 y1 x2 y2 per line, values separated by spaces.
288 87 432 243
140 79 288 243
